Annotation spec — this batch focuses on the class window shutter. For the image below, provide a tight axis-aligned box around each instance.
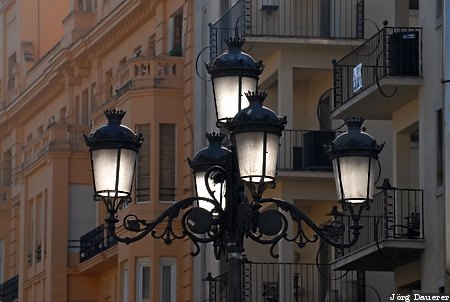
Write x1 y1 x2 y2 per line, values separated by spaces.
159 124 176 201
136 124 150 202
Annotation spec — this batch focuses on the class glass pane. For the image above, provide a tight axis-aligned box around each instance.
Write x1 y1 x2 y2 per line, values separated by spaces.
161 266 171 302
142 266 150 299
92 149 137 197
213 76 256 121
235 132 263 182
235 132 279 183
92 149 119 196
195 172 225 211
264 133 280 179
334 156 375 203
123 267 129 302
119 149 138 195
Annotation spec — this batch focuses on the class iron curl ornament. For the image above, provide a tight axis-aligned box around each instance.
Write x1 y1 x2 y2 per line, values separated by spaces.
99 159 366 260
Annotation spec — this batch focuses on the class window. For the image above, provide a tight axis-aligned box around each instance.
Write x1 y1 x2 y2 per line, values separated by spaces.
136 258 150 302
78 0 97 11
168 10 183 56
0 240 3 283
134 45 142 58
437 109 443 187
160 257 176 302
159 124 176 201
81 88 89 124
35 194 44 262
148 35 156 59
2 149 12 188
437 0 443 20
136 124 150 203
105 69 113 99
90 82 96 112
8 52 16 90
119 56 128 68
318 91 332 130
122 263 129 302
409 0 418 10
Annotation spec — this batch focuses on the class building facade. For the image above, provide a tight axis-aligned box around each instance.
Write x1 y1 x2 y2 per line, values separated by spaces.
0 0 194 301
193 0 447 300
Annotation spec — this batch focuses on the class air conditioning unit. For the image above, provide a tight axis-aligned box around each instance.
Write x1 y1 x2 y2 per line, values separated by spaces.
388 31 419 76
262 282 279 302
303 131 336 171
259 0 279 11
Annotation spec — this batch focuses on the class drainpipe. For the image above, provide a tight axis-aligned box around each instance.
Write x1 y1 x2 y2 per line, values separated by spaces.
444 0 450 291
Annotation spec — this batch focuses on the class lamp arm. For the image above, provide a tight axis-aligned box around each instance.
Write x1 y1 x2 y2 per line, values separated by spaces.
246 198 363 257
104 196 226 256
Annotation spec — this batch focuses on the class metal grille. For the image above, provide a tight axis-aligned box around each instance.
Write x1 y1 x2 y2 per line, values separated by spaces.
336 182 424 258
333 26 422 109
206 262 363 301
210 0 365 59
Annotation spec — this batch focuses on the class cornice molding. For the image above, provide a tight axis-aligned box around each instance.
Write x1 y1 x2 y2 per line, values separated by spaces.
0 0 159 139
83 1 156 58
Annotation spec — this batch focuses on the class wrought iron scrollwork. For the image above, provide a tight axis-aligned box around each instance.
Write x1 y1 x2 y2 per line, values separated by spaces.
246 198 364 258
103 196 227 256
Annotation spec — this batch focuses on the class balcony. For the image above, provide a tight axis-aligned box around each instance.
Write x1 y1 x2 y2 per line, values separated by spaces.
210 0 364 58
100 57 183 109
332 26 423 120
278 130 342 172
332 181 424 271
0 275 18 302
206 262 363 301
79 224 117 263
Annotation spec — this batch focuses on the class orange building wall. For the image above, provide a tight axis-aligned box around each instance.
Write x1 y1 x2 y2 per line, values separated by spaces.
0 0 195 301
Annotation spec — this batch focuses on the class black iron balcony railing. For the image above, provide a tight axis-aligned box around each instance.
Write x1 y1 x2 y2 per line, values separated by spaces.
336 181 424 258
0 275 18 302
278 129 342 171
80 224 117 262
206 262 364 301
333 26 422 109
210 0 365 58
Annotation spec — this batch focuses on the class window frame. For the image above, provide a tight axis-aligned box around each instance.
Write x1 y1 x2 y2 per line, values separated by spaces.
136 258 151 302
160 257 177 302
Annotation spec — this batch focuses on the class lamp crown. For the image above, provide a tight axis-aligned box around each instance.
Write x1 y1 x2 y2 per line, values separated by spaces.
230 90 286 134
326 117 383 159
189 132 231 171
206 132 225 145
205 37 264 77
105 109 126 125
245 90 267 104
343 117 365 130
225 37 246 49
85 110 143 151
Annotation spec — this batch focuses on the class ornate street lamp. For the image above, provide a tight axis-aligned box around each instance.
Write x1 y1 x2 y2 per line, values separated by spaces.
229 90 287 199
206 37 264 124
326 117 384 216
85 39 383 302
84 109 143 217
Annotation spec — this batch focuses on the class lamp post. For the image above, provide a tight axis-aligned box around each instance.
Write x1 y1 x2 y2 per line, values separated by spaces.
85 38 383 301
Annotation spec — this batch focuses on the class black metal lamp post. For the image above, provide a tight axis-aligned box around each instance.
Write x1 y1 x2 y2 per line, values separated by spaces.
85 39 383 302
